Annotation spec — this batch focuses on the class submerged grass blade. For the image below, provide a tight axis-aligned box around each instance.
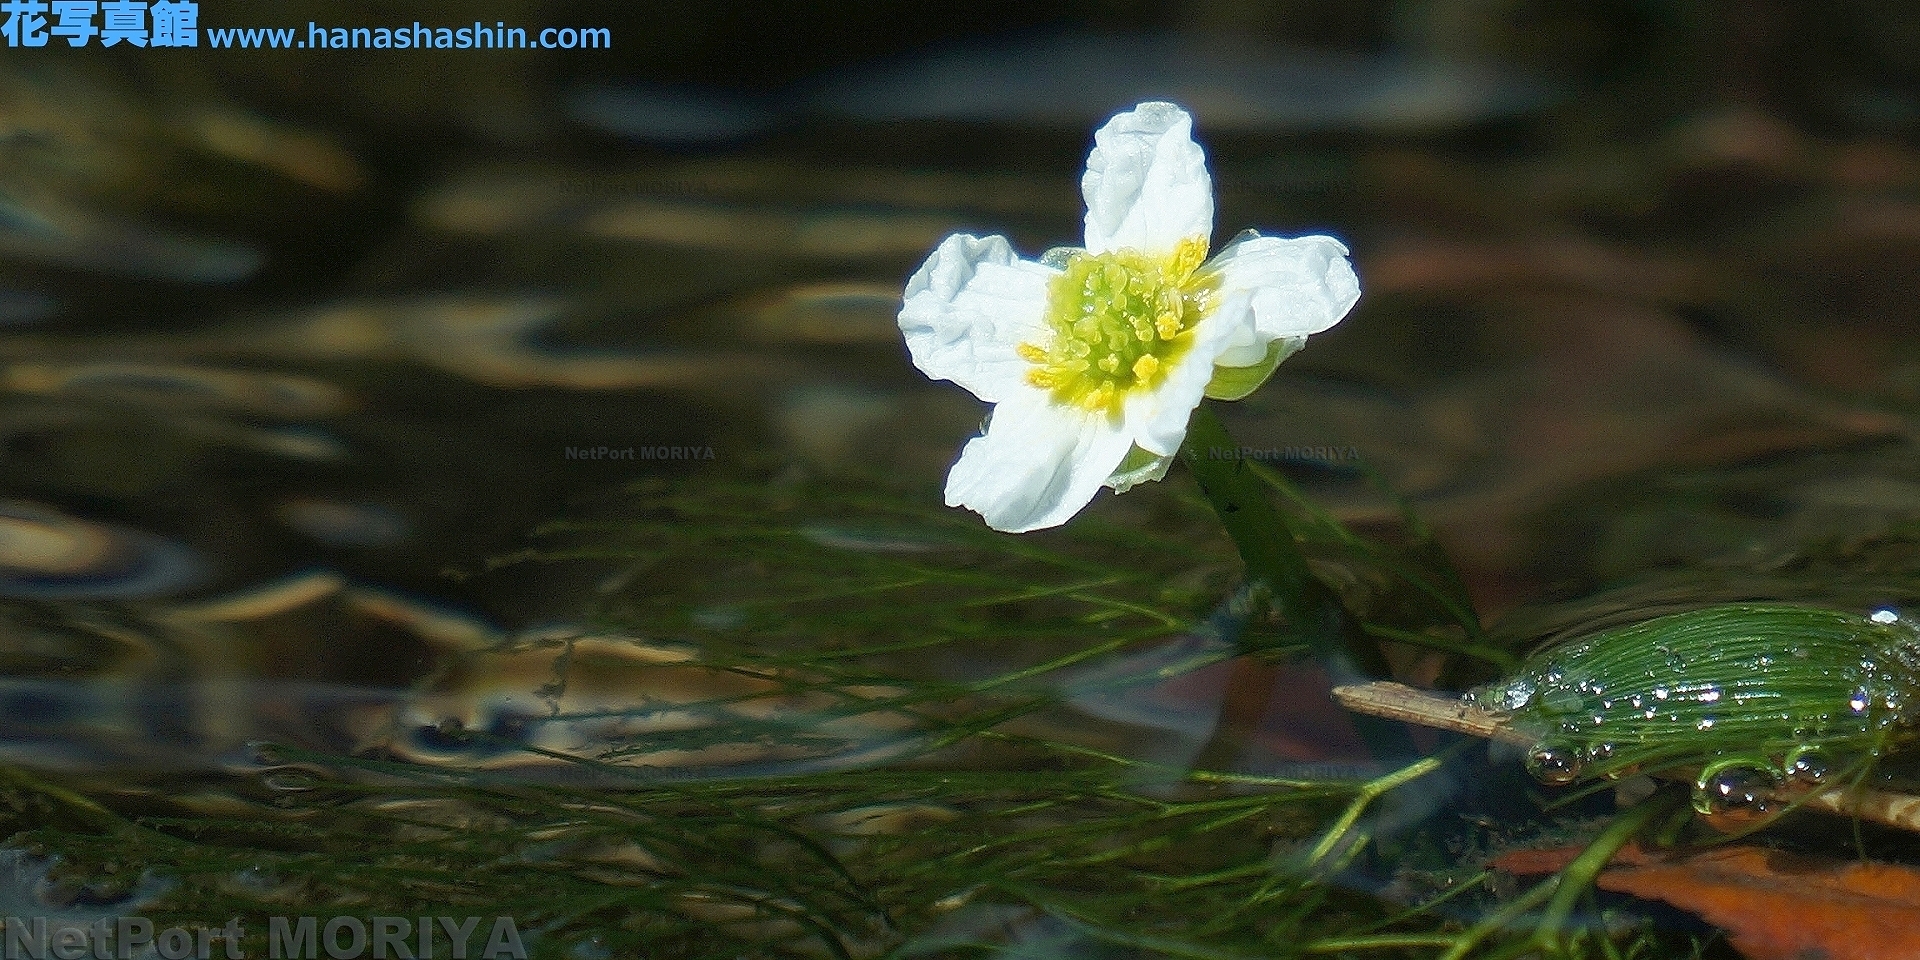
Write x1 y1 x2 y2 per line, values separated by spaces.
0 473 1727 958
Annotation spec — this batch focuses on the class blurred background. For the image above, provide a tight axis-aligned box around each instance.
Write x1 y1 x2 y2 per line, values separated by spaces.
6 0 1920 679
6 8 1920 952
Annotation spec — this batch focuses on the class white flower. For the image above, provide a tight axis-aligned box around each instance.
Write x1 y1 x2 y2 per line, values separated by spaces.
899 102 1360 533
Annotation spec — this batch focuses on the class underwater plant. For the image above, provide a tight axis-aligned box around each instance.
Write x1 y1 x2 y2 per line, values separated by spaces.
892 100 1920 959
5 96 1898 960
1470 603 1920 815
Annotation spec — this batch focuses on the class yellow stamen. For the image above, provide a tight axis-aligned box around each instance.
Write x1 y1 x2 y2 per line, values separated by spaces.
1021 236 1220 414
1168 235 1208 280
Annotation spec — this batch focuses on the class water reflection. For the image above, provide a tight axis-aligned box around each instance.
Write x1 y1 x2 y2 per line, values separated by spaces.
0 500 202 599
0 14 1914 953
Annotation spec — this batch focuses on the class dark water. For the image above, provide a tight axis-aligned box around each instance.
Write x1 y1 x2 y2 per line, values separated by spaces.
2 2 1920 952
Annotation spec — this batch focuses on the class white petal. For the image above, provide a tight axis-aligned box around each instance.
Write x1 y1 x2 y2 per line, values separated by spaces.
944 393 1134 533
899 233 1057 404
1201 233 1360 340
1210 319 1271 369
1120 293 1249 457
1081 102 1213 257
1198 285 1297 368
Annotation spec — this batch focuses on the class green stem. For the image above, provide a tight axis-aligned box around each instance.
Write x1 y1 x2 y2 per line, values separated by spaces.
1440 787 1684 959
1300 756 1446 870
1178 402 1411 766
1179 404 1334 641
1178 404 1396 682
1436 871 1560 960
1532 787 1685 947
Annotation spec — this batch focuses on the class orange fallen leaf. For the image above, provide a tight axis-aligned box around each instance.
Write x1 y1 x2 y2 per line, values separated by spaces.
1491 842 1920 960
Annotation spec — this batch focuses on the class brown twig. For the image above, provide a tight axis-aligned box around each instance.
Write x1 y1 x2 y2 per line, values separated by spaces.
1332 680 1920 834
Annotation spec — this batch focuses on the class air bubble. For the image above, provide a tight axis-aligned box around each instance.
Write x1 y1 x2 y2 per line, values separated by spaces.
1693 762 1779 816
1525 740 1583 786
1783 746 1832 785
1466 678 1534 712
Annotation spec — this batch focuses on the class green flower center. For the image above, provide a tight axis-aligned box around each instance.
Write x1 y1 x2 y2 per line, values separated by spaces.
1020 236 1216 415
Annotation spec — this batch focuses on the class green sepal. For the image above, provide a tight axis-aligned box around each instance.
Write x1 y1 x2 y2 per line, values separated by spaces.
1105 445 1171 493
1203 337 1302 401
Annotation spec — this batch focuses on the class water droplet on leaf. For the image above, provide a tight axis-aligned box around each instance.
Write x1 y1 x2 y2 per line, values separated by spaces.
1784 746 1832 784
1526 740 1583 785
1694 763 1779 816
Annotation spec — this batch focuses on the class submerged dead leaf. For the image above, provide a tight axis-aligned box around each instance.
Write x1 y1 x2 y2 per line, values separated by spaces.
1492 843 1920 960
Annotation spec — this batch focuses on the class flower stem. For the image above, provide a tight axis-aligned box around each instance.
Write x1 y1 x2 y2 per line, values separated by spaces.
1179 403 1414 769
1177 403 1387 677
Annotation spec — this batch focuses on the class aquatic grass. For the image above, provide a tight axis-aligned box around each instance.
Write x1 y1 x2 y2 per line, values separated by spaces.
1239 454 1505 673
454 473 1712 956
0 750 1451 960
499 477 1241 690
0 474 1727 960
